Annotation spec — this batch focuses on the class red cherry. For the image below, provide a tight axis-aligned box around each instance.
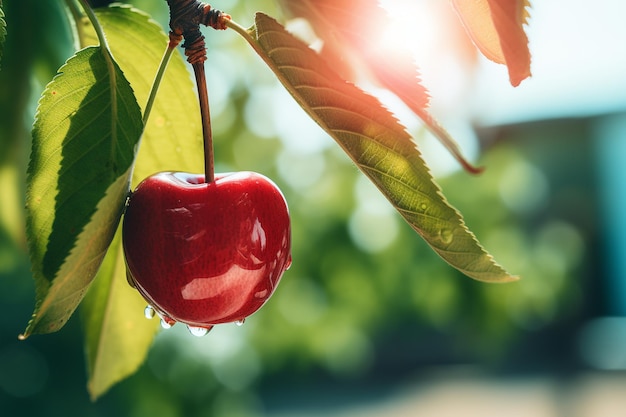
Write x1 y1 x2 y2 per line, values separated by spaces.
122 171 291 331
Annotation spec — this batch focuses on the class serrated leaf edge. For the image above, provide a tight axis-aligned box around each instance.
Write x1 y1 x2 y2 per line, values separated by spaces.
229 13 516 282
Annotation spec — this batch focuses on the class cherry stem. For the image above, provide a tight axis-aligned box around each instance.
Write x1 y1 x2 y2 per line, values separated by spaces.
193 60 214 183
165 0 231 184
143 39 178 127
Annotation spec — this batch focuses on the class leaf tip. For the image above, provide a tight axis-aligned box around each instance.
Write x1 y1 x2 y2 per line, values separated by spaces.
19 312 38 340
509 69 531 87
502 274 521 283
462 263 519 284
462 160 486 175
87 382 103 402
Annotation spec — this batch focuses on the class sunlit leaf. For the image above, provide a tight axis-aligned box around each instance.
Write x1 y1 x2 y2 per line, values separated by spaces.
452 0 531 86
23 45 142 338
230 13 516 282
81 226 159 401
77 5 203 399
278 0 481 173
92 5 204 186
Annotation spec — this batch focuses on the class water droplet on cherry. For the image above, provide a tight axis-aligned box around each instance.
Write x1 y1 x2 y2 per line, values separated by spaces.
144 305 156 319
235 319 246 327
158 314 176 329
285 255 293 270
187 325 212 337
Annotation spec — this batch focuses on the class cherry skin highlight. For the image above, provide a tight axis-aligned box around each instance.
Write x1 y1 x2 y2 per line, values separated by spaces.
122 171 291 328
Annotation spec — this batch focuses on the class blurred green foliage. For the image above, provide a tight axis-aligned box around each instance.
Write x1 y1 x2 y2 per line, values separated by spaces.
0 0 593 416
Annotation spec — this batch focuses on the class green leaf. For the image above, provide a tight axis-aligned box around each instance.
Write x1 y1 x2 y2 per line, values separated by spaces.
77 5 203 399
81 226 159 401
0 2 6 69
93 5 204 186
230 13 516 282
22 46 143 337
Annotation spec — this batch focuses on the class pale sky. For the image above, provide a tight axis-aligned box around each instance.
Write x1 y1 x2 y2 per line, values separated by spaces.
471 0 626 125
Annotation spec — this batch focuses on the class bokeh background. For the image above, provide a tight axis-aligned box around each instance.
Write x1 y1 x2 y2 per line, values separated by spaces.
2 0 626 416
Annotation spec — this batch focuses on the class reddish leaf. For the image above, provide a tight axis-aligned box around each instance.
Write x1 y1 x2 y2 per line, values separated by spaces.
278 0 481 172
452 0 531 86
